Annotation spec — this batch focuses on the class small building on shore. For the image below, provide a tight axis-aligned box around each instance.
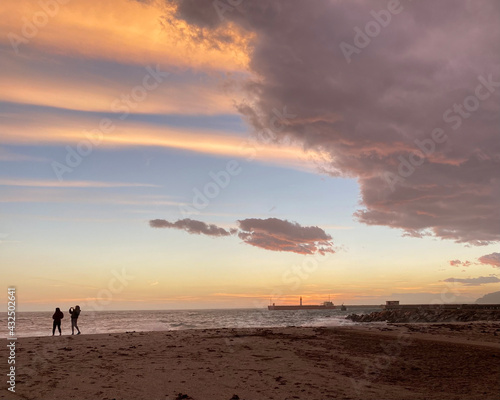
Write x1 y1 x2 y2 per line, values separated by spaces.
385 300 400 309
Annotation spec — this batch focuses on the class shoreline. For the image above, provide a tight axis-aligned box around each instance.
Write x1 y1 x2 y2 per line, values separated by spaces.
1 323 499 399
4 317 499 340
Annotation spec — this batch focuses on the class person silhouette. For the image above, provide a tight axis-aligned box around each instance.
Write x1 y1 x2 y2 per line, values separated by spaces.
69 305 81 335
52 307 64 336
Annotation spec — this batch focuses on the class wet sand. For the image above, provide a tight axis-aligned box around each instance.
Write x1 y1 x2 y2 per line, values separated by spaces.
1 322 499 400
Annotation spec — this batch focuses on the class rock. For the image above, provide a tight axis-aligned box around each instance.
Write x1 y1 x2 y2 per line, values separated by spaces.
345 309 500 323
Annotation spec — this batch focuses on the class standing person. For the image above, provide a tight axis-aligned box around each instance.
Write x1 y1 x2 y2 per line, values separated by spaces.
69 305 81 335
52 307 64 336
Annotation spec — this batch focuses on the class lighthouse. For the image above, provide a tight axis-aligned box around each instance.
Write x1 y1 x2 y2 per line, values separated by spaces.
300 296 302 306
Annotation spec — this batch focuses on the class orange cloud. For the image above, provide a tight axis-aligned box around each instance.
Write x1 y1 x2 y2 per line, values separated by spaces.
0 53 243 114
0 111 331 172
0 0 251 71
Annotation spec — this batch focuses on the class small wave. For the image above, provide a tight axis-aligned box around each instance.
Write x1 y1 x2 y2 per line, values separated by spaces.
305 317 356 327
168 323 198 330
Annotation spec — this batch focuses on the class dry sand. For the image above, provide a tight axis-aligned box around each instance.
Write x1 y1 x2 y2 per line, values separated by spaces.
1 322 499 400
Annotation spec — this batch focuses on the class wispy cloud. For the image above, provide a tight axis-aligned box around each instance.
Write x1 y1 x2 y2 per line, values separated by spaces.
0 111 329 173
150 218 232 237
0 58 241 115
0 189 181 207
0 148 48 163
0 179 160 188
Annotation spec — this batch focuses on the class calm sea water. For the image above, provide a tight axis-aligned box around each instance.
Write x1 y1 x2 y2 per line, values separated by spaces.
0 307 380 338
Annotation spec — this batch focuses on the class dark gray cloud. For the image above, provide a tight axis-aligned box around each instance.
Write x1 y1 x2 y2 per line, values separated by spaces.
443 276 500 286
175 0 500 245
149 217 334 255
478 252 500 267
149 218 231 237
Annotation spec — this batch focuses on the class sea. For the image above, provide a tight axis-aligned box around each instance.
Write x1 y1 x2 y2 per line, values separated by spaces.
0 307 381 338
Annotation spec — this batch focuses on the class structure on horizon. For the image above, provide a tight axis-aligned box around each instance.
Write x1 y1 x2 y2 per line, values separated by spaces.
268 296 335 310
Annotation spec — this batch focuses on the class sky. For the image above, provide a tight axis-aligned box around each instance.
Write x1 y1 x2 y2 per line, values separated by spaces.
1 0 499 311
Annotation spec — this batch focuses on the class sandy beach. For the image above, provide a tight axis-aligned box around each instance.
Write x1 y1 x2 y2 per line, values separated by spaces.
1 322 499 400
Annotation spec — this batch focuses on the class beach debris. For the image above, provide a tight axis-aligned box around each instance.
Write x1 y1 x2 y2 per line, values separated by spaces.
275 376 287 385
175 393 193 400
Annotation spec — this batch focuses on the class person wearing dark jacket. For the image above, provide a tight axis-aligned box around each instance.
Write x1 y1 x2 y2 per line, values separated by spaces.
52 308 64 336
69 305 81 335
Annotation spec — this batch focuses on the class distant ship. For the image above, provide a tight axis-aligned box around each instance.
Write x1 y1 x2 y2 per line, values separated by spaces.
268 296 336 310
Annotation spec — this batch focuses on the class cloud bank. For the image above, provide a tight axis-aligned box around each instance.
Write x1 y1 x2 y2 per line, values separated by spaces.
476 290 500 304
443 276 500 286
175 0 500 245
150 217 334 255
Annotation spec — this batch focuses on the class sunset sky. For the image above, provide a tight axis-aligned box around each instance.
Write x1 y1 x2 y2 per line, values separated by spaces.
1 0 499 311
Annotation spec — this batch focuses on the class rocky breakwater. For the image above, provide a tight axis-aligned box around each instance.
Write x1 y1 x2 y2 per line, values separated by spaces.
346 308 500 323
